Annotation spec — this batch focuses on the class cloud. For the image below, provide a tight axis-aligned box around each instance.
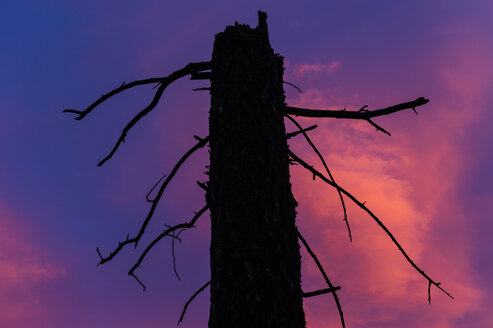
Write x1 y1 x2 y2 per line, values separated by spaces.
289 116 482 327
285 40 491 327
289 61 341 80
0 203 67 326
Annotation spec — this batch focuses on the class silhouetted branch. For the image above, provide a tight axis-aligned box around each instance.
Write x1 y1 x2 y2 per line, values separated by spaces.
196 180 209 192
171 228 182 281
283 80 303 94
96 136 209 266
298 230 346 328
129 272 147 291
95 84 166 166
63 61 212 166
302 286 341 298
178 280 211 325
288 149 453 303
285 97 429 119
63 78 163 119
285 124 318 139
428 281 432 304
286 115 351 242
286 97 428 135
128 205 209 290
63 61 211 120
366 118 391 136
146 175 167 202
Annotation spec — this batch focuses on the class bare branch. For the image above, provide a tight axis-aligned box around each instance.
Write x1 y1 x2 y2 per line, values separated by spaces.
288 149 453 302
96 84 166 166
63 61 211 120
63 78 163 119
286 115 351 242
302 286 341 298
128 205 209 281
285 124 318 139
63 61 211 166
96 137 209 265
366 118 391 136
130 272 147 292
285 97 429 119
428 280 432 304
298 230 346 328
196 181 209 192
283 80 303 94
178 280 211 325
171 228 181 281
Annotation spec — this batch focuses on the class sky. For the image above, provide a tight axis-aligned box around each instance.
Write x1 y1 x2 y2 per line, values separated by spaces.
1 1 492 327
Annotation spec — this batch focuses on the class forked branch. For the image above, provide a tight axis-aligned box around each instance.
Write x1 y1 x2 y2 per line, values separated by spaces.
63 77 164 119
96 136 209 266
288 149 453 303
286 97 428 136
128 205 209 290
63 61 211 120
285 97 428 119
63 61 212 166
286 114 351 242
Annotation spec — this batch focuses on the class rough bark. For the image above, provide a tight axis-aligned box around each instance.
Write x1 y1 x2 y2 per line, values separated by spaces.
208 12 306 328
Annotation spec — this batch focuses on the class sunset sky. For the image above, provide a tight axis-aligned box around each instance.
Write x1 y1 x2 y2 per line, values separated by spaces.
1 1 492 327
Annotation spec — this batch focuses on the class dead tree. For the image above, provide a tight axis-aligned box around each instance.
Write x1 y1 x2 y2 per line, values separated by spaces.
64 11 452 328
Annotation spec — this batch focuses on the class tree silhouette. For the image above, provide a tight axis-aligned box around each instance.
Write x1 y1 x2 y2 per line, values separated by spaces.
64 11 452 328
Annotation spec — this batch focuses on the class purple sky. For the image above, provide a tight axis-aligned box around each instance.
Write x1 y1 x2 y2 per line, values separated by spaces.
1 1 492 327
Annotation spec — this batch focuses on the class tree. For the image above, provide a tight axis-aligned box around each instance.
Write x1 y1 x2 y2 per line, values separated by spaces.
64 11 452 328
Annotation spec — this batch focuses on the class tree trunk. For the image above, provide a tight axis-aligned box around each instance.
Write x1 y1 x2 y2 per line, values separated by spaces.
208 12 306 328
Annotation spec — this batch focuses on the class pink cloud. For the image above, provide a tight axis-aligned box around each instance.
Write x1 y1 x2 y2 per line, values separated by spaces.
0 203 67 326
289 61 341 80
285 40 492 327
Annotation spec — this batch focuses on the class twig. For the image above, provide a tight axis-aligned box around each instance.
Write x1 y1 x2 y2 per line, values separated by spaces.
96 136 209 265
196 181 209 192
146 175 167 202
171 228 181 280
288 149 453 302
298 230 346 328
366 118 391 136
283 80 303 94
130 272 147 292
63 61 212 166
178 280 211 325
428 281 432 304
302 286 341 298
286 115 351 242
285 124 318 139
128 205 209 284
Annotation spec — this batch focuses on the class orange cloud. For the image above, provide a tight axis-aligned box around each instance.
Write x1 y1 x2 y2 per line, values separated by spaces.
286 40 491 327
